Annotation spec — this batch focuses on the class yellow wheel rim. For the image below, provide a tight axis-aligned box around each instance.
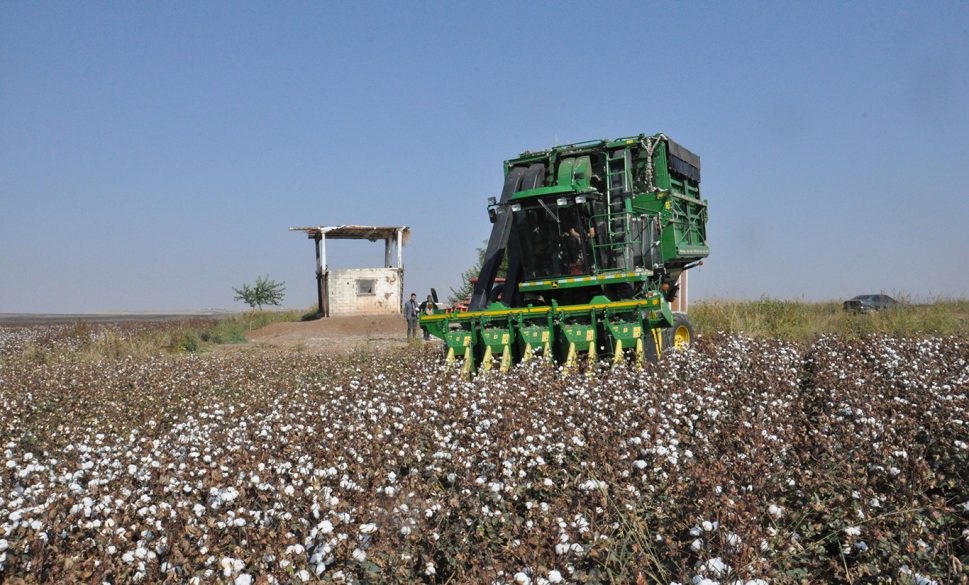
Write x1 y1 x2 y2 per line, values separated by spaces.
673 325 691 349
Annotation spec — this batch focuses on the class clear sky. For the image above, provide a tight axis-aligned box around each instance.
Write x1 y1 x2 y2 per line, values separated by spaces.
2 2 968 313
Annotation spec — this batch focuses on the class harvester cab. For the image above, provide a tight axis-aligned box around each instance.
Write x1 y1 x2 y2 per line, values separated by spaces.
421 133 709 376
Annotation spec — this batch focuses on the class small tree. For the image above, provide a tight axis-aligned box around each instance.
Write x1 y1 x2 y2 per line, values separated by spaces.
233 275 286 310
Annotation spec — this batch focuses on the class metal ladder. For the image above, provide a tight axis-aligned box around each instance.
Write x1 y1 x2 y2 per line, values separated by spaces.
604 149 631 269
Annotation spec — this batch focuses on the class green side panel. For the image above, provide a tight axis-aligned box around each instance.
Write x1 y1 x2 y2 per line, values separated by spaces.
556 158 575 187
570 156 593 190
517 311 554 350
518 325 551 347
445 329 474 352
652 142 672 191
560 321 596 351
479 311 515 352
660 192 709 261
604 318 644 345
480 327 513 352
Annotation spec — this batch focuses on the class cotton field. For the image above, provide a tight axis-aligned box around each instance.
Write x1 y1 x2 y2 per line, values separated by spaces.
1 324 967 584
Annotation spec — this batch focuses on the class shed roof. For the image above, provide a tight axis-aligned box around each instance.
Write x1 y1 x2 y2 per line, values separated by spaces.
289 225 410 241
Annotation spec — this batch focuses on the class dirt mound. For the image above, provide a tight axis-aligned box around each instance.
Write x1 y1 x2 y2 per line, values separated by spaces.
246 314 409 352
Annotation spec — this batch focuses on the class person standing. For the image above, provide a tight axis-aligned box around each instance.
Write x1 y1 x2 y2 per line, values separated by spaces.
419 294 435 340
404 292 420 340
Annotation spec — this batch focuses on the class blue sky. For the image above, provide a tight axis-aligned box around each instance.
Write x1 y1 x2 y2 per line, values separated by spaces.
2 2 967 312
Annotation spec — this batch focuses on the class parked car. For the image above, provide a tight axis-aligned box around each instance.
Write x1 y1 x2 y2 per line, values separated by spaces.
843 294 898 313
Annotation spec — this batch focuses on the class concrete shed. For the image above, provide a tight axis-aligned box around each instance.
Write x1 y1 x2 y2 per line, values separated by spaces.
290 225 410 317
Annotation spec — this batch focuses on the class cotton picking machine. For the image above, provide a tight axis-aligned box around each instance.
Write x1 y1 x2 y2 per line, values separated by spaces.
421 133 709 376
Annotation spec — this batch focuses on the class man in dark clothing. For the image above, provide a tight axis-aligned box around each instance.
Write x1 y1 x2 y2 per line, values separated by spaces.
404 293 420 340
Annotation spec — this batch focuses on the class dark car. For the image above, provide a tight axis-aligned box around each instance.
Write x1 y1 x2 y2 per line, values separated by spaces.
843 294 897 313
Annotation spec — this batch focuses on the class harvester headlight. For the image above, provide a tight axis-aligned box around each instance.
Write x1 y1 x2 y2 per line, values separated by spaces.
556 197 569 207
575 195 587 204
510 203 521 212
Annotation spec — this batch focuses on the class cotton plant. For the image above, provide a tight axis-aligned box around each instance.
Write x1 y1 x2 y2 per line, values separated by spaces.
0 324 965 582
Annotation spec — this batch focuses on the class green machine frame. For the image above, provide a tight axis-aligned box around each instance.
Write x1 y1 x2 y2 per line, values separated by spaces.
422 133 709 375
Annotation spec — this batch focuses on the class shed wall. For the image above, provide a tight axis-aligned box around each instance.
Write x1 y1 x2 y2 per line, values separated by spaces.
327 268 403 316
670 271 689 313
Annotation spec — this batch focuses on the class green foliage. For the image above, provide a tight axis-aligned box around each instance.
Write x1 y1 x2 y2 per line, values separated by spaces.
233 274 286 310
448 240 507 305
171 331 200 353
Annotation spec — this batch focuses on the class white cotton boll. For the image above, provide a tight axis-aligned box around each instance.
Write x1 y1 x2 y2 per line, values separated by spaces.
234 575 253 585
319 520 334 534
703 557 728 576
767 504 783 518
359 523 377 534
298 569 310 582
844 526 861 536
352 548 366 562
424 562 436 576
284 485 295 496
690 538 703 551
514 572 531 584
122 551 135 564
547 570 563 583
578 479 606 492
701 520 714 532
220 557 240 576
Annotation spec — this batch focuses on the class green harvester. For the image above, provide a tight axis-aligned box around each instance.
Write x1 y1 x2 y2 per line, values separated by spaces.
421 133 709 376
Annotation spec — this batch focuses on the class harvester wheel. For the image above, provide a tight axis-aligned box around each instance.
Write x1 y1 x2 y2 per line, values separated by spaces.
670 313 695 350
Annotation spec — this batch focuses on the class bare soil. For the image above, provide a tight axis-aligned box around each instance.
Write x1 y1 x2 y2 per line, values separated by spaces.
245 314 417 353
